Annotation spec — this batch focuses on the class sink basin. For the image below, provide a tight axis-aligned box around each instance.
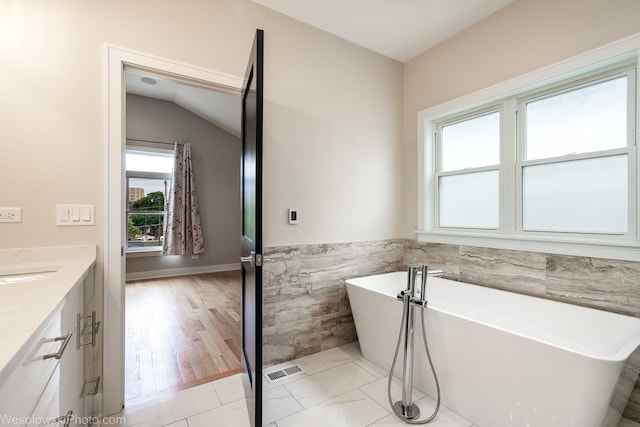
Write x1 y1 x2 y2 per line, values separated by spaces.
0 265 59 286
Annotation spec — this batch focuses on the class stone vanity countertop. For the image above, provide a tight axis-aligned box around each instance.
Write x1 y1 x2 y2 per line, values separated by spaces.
0 245 96 376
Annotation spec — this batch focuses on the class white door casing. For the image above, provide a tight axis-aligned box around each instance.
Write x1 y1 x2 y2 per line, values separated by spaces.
103 44 242 415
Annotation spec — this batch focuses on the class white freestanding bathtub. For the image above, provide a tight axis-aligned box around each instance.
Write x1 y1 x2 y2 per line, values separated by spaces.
346 272 640 427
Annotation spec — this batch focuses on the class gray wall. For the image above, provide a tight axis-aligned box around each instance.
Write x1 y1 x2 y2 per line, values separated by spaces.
125 94 240 276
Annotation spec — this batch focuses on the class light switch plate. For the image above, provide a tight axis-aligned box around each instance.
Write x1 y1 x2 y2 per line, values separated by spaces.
288 208 299 225
0 207 22 223
57 204 95 226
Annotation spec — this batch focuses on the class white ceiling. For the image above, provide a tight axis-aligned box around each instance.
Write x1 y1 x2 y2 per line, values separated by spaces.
251 0 515 62
125 69 241 137
126 2 515 134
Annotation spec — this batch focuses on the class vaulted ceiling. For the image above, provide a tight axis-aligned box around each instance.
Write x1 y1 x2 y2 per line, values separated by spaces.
125 69 241 138
251 0 515 62
126 1 515 136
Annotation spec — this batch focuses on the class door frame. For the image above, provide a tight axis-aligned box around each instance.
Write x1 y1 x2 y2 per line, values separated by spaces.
103 44 242 416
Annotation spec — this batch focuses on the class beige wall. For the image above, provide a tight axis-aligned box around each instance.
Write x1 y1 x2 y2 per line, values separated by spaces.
125 94 240 275
0 0 404 253
402 0 640 236
263 17 404 246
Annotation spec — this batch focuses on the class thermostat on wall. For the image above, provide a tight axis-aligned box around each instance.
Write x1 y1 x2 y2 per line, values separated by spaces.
288 208 298 225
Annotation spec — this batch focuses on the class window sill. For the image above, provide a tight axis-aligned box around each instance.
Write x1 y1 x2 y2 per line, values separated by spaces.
126 248 164 258
416 230 640 262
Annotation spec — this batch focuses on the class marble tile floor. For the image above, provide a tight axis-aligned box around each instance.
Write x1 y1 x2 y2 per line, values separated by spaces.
112 341 640 427
113 342 472 427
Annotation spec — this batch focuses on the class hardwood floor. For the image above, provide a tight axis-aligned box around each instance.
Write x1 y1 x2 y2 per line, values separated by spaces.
125 270 241 404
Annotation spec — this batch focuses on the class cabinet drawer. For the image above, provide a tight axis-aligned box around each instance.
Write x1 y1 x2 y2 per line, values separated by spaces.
28 358 84 427
26 363 72 427
0 307 65 421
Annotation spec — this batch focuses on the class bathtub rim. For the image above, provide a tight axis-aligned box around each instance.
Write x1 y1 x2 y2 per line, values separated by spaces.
345 271 640 363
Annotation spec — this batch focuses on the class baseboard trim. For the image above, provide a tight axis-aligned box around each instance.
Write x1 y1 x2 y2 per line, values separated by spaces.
125 263 240 282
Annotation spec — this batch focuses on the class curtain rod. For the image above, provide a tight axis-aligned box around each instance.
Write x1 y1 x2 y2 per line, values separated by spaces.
126 138 184 146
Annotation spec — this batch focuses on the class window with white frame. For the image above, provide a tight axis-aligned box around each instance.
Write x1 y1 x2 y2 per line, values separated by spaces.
519 73 631 234
125 149 173 252
421 55 638 258
437 109 501 229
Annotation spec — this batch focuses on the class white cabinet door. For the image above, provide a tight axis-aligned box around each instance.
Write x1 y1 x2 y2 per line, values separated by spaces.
0 272 94 427
24 279 85 427
80 267 100 419
60 278 84 426
27 364 64 427
0 308 62 422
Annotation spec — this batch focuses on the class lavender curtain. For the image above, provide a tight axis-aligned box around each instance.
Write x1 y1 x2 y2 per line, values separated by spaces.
163 142 205 255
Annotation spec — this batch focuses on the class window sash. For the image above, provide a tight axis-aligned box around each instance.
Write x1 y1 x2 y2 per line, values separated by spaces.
515 67 636 238
437 170 500 230
430 64 636 239
519 153 629 234
437 109 502 173
434 108 502 231
127 212 166 250
126 172 171 251
125 149 174 174
517 68 636 162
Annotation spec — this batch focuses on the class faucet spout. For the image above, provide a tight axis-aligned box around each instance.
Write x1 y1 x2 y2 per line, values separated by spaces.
412 268 444 278
426 269 444 278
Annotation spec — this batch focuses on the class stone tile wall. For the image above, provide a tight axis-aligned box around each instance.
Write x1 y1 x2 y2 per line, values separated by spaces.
404 240 640 422
263 238 640 421
262 239 405 366
404 241 640 317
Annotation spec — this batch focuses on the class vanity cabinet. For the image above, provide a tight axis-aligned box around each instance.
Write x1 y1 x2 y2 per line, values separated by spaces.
0 307 62 423
0 265 97 427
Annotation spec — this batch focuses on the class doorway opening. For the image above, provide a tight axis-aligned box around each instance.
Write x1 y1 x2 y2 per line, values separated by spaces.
122 67 243 405
104 44 250 418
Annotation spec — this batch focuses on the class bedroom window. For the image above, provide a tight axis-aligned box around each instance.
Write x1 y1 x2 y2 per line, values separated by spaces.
419 51 638 260
125 149 173 253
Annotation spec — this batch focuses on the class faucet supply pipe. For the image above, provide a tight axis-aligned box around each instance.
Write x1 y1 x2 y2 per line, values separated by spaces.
387 266 441 424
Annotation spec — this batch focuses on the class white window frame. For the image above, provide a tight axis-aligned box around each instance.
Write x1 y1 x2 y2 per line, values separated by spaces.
515 68 636 238
435 106 502 230
417 34 640 261
125 147 173 255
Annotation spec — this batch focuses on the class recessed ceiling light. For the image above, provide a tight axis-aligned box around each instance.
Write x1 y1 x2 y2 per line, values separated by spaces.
140 77 157 85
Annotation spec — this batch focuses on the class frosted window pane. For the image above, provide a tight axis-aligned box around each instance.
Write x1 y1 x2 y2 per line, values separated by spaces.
439 170 499 229
526 77 627 160
441 112 500 171
522 155 628 233
126 151 174 173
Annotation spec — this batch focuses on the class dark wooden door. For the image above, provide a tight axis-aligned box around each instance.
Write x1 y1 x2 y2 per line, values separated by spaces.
240 29 263 427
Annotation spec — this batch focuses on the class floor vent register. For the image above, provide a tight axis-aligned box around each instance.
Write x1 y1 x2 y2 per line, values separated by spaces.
264 364 305 383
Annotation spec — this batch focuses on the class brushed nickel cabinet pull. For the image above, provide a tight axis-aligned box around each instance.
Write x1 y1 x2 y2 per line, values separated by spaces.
82 376 101 397
77 311 100 348
43 333 72 360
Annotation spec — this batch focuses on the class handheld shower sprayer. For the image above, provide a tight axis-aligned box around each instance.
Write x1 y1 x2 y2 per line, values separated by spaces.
387 265 442 424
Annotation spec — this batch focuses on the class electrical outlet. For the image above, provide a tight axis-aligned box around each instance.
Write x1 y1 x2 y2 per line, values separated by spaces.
0 207 22 223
